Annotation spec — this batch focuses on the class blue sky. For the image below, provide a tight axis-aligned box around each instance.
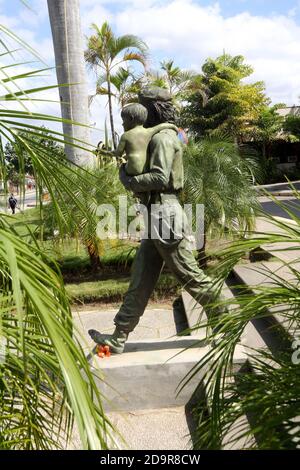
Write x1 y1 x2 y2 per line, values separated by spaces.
1 0 300 140
198 0 300 18
3 1 300 46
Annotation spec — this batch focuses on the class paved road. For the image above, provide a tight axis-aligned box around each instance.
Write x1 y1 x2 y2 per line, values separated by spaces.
256 181 300 192
0 190 37 213
1 189 299 222
259 195 300 219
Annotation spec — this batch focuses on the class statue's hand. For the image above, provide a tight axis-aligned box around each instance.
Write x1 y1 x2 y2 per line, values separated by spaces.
119 163 132 190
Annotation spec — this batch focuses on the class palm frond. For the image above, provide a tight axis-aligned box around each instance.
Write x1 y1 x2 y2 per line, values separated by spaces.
113 35 148 61
185 189 300 449
0 227 115 449
0 27 119 449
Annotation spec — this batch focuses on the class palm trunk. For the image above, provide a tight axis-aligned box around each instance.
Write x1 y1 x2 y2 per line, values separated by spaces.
106 72 117 150
47 0 94 167
87 243 102 271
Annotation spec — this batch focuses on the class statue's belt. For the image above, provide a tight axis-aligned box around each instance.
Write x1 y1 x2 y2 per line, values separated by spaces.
149 190 181 204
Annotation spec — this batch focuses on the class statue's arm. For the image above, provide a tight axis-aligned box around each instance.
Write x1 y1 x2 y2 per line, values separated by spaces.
129 134 173 193
148 123 178 137
115 134 126 157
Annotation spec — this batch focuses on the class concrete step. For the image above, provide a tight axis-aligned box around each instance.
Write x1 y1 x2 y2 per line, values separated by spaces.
181 283 242 340
89 341 210 412
181 285 265 450
253 216 300 264
74 305 246 413
73 306 210 412
233 262 300 343
73 300 247 452
73 307 179 348
68 406 192 450
181 287 248 367
219 281 270 354
181 280 280 361
180 290 208 339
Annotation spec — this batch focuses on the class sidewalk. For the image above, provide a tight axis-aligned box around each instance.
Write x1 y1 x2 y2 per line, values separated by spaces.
255 216 300 264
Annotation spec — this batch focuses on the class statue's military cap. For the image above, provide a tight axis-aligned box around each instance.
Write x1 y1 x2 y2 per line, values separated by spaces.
139 86 172 102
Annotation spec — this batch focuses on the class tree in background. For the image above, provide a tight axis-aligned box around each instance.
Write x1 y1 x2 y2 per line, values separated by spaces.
253 105 285 159
90 66 140 111
183 136 260 266
0 26 114 449
148 60 196 100
142 60 195 106
43 163 126 271
85 22 148 149
4 128 65 179
182 53 270 141
47 0 94 167
283 114 300 141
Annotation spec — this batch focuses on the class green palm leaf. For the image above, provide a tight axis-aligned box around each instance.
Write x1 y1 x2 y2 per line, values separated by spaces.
0 25 118 449
184 192 300 449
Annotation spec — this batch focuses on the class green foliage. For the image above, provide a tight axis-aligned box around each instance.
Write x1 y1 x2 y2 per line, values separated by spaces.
85 22 148 69
283 114 300 141
4 127 65 176
55 239 137 274
66 273 179 304
3 127 65 195
254 105 285 144
183 136 260 238
186 194 300 449
85 21 148 148
0 30 115 449
252 104 287 162
182 53 270 140
42 163 127 267
94 66 141 108
0 218 114 449
143 60 196 105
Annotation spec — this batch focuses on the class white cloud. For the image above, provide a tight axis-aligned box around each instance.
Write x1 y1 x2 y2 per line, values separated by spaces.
3 0 300 144
99 0 300 106
80 4 113 35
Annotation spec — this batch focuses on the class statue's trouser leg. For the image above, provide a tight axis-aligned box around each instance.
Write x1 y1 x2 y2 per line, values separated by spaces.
113 238 164 333
155 237 221 309
114 237 221 334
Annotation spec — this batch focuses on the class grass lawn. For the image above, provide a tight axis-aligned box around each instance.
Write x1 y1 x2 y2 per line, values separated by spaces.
66 273 180 304
9 208 246 305
10 209 180 304
5 206 42 237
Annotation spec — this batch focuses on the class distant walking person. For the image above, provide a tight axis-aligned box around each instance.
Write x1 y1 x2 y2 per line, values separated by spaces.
8 194 17 214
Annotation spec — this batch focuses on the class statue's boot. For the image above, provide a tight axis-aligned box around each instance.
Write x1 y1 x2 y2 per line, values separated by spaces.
88 328 128 354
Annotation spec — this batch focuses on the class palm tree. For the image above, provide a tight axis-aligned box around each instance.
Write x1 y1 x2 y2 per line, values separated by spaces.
186 196 300 449
47 0 94 167
254 105 285 160
0 27 115 449
43 163 126 271
161 60 195 99
142 60 195 106
85 22 148 149
93 66 143 109
183 136 260 266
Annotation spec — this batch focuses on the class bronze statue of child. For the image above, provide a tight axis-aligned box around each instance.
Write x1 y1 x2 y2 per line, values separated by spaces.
114 103 178 175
